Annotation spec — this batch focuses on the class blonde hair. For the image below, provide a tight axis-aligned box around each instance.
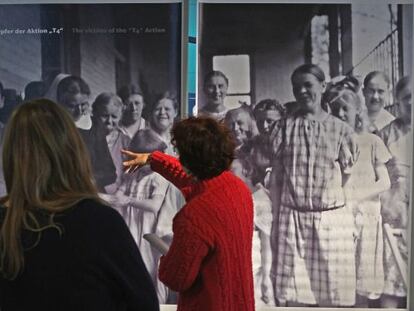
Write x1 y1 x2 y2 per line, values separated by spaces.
324 88 368 133
0 99 101 279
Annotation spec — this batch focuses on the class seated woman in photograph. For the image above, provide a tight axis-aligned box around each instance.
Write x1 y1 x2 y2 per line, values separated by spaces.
269 64 358 307
0 99 159 311
198 70 229 121
224 103 259 156
117 84 147 139
122 116 255 311
326 87 391 308
378 75 412 309
92 92 131 194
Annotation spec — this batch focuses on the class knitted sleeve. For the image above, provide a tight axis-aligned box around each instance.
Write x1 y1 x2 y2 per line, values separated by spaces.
150 151 195 192
158 213 210 292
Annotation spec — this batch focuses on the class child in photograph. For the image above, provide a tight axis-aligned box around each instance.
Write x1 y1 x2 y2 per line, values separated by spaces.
249 135 274 189
326 88 391 307
101 129 169 283
231 157 275 307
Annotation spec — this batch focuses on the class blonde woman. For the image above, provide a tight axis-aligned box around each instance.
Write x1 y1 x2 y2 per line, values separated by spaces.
327 88 391 307
0 99 159 310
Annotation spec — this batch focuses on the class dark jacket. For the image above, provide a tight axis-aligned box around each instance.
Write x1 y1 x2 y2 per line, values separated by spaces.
0 199 159 311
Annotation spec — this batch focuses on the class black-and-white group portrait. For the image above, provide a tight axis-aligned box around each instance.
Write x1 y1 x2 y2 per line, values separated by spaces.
0 2 183 304
198 1 412 309
1 0 413 309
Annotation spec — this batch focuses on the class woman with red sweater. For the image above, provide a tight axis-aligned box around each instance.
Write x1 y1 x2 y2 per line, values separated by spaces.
123 116 255 311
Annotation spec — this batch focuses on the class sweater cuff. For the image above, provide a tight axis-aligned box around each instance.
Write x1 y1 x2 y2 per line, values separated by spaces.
150 150 167 173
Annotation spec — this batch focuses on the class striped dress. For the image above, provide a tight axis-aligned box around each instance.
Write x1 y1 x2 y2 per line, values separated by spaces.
269 114 356 307
118 169 169 282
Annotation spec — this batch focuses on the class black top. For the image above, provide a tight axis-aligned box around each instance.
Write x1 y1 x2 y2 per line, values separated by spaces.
0 199 159 311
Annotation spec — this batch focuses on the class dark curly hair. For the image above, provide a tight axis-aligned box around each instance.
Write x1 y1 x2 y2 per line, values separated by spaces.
171 116 236 180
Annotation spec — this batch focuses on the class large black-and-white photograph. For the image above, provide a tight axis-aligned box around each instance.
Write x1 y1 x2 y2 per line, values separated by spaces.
0 1 183 304
198 1 412 309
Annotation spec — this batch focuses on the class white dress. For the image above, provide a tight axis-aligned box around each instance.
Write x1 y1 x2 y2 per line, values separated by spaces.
118 170 169 281
345 132 391 298
252 184 275 307
149 128 186 303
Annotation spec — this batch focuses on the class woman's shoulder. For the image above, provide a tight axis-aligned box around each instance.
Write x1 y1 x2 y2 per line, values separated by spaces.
357 131 379 143
323 114 354 134
198 108 228 121
378 118 408 144
65 199 125 229
356 132 390 154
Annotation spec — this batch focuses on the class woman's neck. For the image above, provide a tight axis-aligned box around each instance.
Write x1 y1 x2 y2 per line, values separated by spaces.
152 127 171 141
301 106 328 121
121 118 141 136
122 115 141 128
203 103 226 113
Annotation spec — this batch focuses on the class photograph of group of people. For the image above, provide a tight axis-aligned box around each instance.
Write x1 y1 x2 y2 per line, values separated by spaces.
0 0 413 310
197 1 412 309
0 1 183 304
198 66 411 309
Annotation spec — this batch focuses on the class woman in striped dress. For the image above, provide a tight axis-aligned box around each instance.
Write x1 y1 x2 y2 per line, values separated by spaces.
269 64 358 307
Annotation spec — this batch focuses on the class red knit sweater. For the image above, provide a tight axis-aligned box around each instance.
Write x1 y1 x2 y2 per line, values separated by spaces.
150 151 255 311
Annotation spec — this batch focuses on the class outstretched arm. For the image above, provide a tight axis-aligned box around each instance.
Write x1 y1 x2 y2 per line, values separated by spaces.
122 150 195 192
122 150 151 173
